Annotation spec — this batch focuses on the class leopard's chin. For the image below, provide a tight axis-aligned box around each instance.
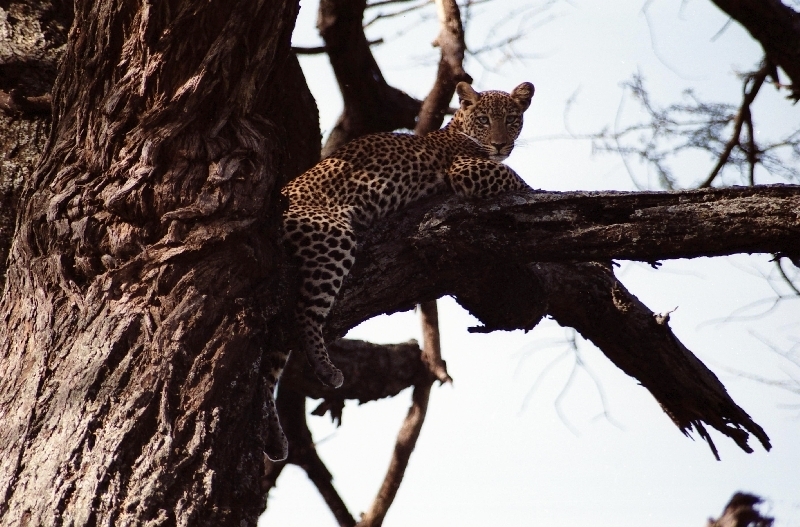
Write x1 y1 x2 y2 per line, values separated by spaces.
489 154 509 162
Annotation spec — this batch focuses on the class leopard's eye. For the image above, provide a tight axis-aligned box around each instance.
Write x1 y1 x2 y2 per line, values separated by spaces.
505 115 519 125
476 115 489 125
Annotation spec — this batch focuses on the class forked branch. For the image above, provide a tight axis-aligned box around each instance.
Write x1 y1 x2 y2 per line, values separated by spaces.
699 61 771 188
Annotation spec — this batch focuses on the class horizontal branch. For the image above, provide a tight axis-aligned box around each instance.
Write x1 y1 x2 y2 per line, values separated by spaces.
0 89 52 117
292 38 383 55
329 184 800 334
312 185 792 456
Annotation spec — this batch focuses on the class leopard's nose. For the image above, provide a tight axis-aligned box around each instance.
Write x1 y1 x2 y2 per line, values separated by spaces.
491 142 506 151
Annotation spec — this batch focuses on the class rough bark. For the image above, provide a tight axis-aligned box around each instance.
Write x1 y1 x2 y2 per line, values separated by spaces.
331 184 800 335
319 186 797 457
0 0 72 289
710 0 800 99
0 0 319 525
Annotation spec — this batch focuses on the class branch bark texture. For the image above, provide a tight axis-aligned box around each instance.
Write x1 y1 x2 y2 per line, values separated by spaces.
0 0 72 289
331 184 800 334
0 0 319 524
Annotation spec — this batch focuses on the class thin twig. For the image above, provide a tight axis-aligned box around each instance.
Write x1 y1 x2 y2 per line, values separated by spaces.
744 107 757 185
292 38 384 55
776 257 800 296
363 0 433 28
698 61 769 188
367 0 420 8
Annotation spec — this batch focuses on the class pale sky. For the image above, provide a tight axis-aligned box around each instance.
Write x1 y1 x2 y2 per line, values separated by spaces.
263 1 800 525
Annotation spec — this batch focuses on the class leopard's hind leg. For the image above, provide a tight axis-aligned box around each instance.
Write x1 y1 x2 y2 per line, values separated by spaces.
283 208 356 388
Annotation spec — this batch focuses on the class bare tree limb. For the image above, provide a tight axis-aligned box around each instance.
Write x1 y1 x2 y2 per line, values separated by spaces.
0 90 52 117
318 0 422 156
699 62 770 188
279 385 357 527
357 3 465 523
364 0 433 27
707 492 774 527
331 185 800 335
316 185 800 457
356 383 432 527
536 262 770 458
281 339 429 407
292 38 384 55
709 0 800 100
419 301 452 384
413 0 472 135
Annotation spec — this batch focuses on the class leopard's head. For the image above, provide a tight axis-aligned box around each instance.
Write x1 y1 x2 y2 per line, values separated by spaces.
450 82 535 162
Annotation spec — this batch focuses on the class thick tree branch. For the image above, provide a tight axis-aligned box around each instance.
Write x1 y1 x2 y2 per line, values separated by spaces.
536 262 770 458
279 386 357 527
709 0 800 100
310 184 799 457
281 339 429 407
318 0 422 156
330 184 800 335
285 259 772 457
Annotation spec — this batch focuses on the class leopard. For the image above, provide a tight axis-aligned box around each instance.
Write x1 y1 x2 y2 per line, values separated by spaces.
277 81 535 427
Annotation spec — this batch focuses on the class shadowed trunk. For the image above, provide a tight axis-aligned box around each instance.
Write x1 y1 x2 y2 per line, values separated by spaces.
0 0 319 524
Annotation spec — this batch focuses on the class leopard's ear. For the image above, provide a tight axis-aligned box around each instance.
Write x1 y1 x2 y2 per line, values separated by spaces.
510 82 535 112
456 82 480 110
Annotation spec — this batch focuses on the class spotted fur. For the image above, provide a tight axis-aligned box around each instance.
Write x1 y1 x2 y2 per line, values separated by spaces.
281 81 535 392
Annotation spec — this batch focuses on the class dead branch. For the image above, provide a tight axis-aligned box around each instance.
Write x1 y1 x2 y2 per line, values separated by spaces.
413 0 472 135
356 383 432 527
419 301 452 384
536 262 770 458
363 0 433 28
331 186 800 335
279 386 357 527
292 38 384 55
710 0 800 100
589 71 799 189
357 3 465 523
318 185 800 457
707 492 774 527
281 339 429 408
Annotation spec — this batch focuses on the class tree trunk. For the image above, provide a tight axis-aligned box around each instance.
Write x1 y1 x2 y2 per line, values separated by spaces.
0 0 72 289
0 1 318 524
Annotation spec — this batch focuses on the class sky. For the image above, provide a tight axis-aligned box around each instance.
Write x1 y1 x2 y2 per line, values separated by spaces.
262 0 800 525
